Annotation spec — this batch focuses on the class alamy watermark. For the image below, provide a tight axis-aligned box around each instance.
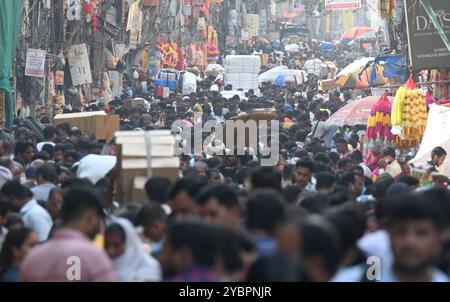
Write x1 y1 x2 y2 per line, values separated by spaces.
171 113 280 166
366 256 381 281
66 256 81 281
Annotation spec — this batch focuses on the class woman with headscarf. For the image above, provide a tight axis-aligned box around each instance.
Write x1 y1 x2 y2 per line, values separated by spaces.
105 217 161 282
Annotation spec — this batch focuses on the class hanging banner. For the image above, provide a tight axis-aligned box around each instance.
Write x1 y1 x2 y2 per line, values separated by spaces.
67 44 93 86
325 0 361 11
405 0 450 70
129 10 143 49
48 71 56 96
343 11 354 31
259 9 267 35
127 0 140 31
25 49 47 78
244 14 260 37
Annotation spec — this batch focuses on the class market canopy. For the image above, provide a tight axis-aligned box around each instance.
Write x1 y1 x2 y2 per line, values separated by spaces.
326 95 393 127
341 27 376 44
348 30 377 45
335 57 388 89
259 69 308 85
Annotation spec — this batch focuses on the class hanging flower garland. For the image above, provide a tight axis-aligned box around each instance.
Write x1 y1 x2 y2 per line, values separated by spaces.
391 76 428 149
367 95 395 150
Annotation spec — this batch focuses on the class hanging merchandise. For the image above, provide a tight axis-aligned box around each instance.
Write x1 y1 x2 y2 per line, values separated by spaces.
55 71 65 86
144 0 159 6
81 0 96 22
379 0 396 19
391 76 428 149
200 0 211 17
366 95 395 151
56 95 65 114
198 17 207 40
206 28 219 64
92 13 98 33
157 40 179 69
142 48 151 74
176 48 184 71
48 68 56 97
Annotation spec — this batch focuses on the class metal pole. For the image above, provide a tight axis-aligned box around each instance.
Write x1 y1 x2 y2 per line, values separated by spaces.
374 81 450 89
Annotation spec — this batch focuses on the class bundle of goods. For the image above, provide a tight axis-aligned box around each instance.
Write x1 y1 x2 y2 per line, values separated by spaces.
182 72 197 96
114 130 179 203
206 29 219 63
224 55 261 92
366 95 395 150
391 77 428 149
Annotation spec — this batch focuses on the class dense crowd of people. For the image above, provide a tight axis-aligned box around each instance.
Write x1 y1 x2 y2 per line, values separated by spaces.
0 41 449 282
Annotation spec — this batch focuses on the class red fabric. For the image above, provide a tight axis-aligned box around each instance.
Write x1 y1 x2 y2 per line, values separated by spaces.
81 2 95 15
365 152 382 170
176 48 184 71
92 14 97 33
200 0 211 17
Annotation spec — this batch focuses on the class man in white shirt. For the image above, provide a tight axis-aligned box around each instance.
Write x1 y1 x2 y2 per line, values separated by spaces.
295 160 316 192
36 126 57 152
1 181 53 242
30 163 58 202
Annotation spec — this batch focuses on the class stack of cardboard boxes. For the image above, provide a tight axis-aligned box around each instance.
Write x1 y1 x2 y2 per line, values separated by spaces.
53 111 120 140
114 130 179 203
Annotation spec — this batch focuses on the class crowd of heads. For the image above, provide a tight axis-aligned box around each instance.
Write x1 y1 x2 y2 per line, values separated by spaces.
0 38 448 282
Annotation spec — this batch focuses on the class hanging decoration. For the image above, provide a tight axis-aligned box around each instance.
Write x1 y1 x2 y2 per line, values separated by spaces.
206 27 219 64
391 77 428 149
367 95 395 150
81 0 96 21
157 40 179 69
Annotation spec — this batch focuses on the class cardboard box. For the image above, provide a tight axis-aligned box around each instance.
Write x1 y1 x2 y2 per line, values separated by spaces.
119 166 179 203
114 130 179 203
318 79 337 91
53 112 120 140
131 176 148 203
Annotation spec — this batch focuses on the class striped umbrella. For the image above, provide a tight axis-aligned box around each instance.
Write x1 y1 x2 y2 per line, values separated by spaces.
327 96 393 127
